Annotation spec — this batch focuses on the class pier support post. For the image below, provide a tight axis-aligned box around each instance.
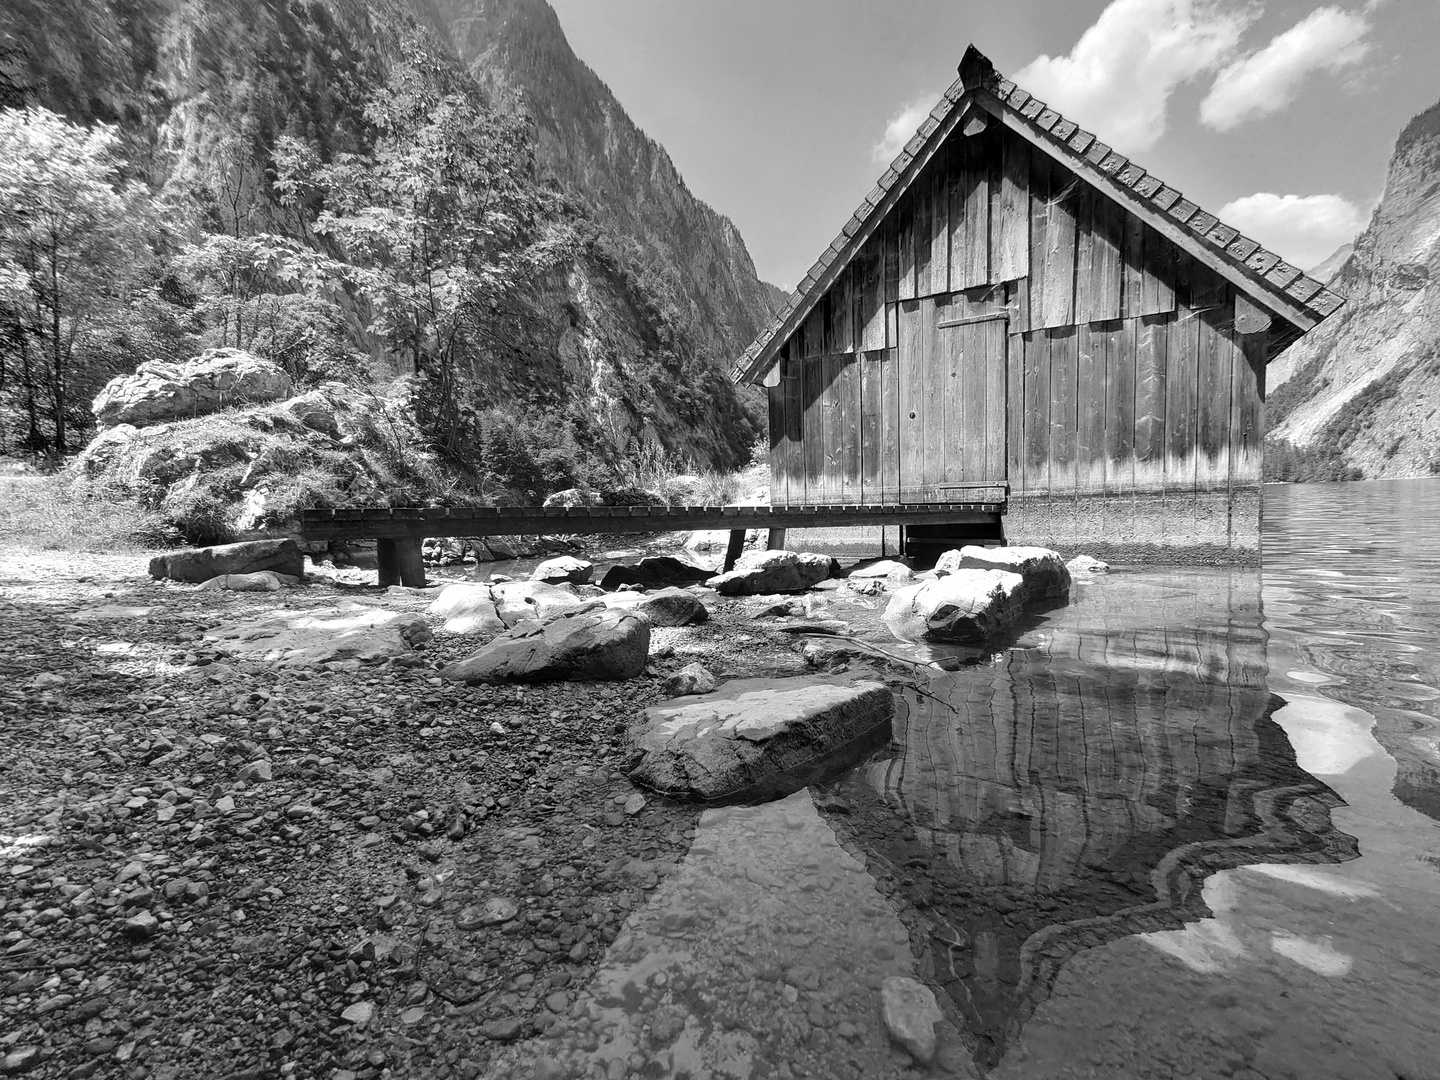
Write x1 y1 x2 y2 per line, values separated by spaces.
766 528 787 551
377 539 399 587
377 538 427 587
722 529 746 573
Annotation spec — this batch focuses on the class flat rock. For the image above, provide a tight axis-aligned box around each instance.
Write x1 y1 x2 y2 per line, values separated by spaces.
196 571 285 593
531 555 593 585
441 608 649 684
427 583 506 636
206 602 431 665
883 570 1025 644
707 550 837 596
600 586 708 626
599 556 714 590
150 538 304 583
939 545 1071 603
627 677 893 802
880 976 944 1064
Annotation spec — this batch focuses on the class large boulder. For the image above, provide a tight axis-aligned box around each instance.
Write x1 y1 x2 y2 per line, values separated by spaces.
938 545 1070 603
489 581 584 627
599 556 714 591
847 558 914 583
149 538 304 583
601 586 709 626
428 583 506 636
883 570 1025 644
441 608 650 684
530 555 593 585
627 677 894 802
206 603 431 665
92 349 293 430
707 550 837 596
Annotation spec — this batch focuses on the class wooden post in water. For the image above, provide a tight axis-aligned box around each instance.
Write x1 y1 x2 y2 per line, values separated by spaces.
377 539 399 587
722 529 747 573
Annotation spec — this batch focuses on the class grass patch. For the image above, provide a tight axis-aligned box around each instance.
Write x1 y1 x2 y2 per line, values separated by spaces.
0 475 176 553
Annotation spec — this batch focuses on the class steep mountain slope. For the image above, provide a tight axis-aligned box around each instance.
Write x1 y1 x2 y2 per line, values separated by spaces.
0 0 779 470
1307 243 1355 286
1268 100 1440 479
428 0 787 361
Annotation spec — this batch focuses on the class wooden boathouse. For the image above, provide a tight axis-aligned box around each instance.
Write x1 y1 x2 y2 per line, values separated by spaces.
730 45 1346 558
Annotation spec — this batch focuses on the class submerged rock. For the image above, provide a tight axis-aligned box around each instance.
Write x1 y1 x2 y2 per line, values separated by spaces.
150 538 304 583
627 677 893 802
707 550 837 596
939 545 1070 603
442 608 649 684
530 555 593 585
880 976 944 1064
883 570 1025 643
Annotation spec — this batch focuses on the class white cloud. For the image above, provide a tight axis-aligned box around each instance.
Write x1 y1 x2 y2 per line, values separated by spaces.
1217 192 1368 269
871 94 941 164
1013 0 1255 155
1200 7 1373 131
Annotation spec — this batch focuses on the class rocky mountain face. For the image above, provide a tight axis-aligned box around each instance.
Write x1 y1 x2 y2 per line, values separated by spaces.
0 0 780 471
1268 100 1440 479
426 0 787 363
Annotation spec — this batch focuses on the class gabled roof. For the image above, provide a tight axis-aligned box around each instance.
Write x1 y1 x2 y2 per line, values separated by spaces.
731 45 1345 385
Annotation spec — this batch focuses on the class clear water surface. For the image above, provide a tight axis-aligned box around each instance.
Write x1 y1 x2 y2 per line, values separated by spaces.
491 478 1440 1080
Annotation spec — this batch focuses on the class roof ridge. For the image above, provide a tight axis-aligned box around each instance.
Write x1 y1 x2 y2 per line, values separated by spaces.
731 44 1345 384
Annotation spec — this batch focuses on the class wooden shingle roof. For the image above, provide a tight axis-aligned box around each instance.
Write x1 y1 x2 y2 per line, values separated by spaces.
731 45 1345 385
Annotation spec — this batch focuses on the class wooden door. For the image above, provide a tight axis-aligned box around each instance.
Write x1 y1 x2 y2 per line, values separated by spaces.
897 298 1009 500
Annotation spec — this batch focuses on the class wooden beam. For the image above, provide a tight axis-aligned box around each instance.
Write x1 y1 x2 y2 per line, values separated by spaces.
1235 293 1272 335
722 529 747 573
974 91 1320 334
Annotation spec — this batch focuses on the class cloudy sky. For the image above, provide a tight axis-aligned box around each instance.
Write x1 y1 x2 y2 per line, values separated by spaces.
547 0 1439 289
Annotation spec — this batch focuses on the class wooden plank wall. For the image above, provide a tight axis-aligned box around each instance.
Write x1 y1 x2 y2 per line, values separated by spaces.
767 121 1271 521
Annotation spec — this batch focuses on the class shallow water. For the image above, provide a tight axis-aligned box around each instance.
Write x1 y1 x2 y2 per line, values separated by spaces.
493 478 1440 1079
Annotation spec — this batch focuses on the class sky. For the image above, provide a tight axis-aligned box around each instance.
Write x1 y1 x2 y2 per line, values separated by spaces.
546 0 1440 290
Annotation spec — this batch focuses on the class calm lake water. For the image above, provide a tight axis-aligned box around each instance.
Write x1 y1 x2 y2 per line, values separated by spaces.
492 478 1440 1080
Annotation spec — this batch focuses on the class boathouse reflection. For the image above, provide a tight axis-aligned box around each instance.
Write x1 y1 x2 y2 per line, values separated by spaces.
819 570 1358 1067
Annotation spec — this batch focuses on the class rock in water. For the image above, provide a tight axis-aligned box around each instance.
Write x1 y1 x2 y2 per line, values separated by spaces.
939 545 1071 603
599 556 714 590
206 603 431 665
880 976 944 1064
1067 554 1110 575
627 677 893 802
846 558 914 582
92 348 293 430
707 550 837 596
601 586 709 626
149 538 304 583
883 570 1025 643
428 583 506 636
441 608 649 684
530 555 593 585
661 662 716 697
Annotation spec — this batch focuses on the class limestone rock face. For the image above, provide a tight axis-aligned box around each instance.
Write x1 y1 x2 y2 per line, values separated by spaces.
489 581 584 627
442 608 650 684
627 677 893 802
92 349 293 430
601 586 709 626
940 545 1071 603
707 550 836 596
880 976 944 1064
149 539 304 583
205 603 431 665
428 583 506 636
883 570 1025 643
530 556 593 585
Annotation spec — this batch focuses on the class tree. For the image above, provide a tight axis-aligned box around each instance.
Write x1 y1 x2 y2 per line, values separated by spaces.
0 106 155 454
275 44 571 456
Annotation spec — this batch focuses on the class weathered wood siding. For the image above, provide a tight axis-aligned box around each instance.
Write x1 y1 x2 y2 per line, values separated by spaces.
767 122 1269 547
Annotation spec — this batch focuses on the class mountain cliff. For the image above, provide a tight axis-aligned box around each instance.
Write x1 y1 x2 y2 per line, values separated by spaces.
1267 100 1440 480
0 0 780 472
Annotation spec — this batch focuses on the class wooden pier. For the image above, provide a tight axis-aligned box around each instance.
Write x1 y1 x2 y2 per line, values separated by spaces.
299 496 1006 586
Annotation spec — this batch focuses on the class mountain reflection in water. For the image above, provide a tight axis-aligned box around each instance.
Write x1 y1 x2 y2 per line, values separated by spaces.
818 570 1358 1067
